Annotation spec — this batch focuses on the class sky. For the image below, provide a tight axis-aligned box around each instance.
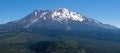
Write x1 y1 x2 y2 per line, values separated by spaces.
0 0 120 27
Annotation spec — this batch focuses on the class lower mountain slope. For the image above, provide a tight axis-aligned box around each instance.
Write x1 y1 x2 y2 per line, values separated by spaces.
0 28 120 53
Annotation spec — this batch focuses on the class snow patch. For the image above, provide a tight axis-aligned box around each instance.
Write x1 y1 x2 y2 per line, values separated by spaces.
43 17 46 20
40 12 47 18
34 11 37 16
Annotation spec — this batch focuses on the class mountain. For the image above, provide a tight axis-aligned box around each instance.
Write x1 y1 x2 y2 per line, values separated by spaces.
0 8 118 30
0 8 120 53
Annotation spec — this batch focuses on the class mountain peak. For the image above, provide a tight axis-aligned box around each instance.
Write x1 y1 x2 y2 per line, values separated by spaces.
31 8 85 22
52 8 84 22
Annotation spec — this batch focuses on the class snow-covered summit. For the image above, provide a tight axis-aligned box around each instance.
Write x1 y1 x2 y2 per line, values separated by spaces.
31 8 84 22
52 8 84 22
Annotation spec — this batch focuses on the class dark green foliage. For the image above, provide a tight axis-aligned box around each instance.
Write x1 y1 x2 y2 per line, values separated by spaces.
29 40 86 53
0 29 120 53
0 31 87 53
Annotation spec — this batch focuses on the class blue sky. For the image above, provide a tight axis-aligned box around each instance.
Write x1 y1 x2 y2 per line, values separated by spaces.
0 0 120 27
